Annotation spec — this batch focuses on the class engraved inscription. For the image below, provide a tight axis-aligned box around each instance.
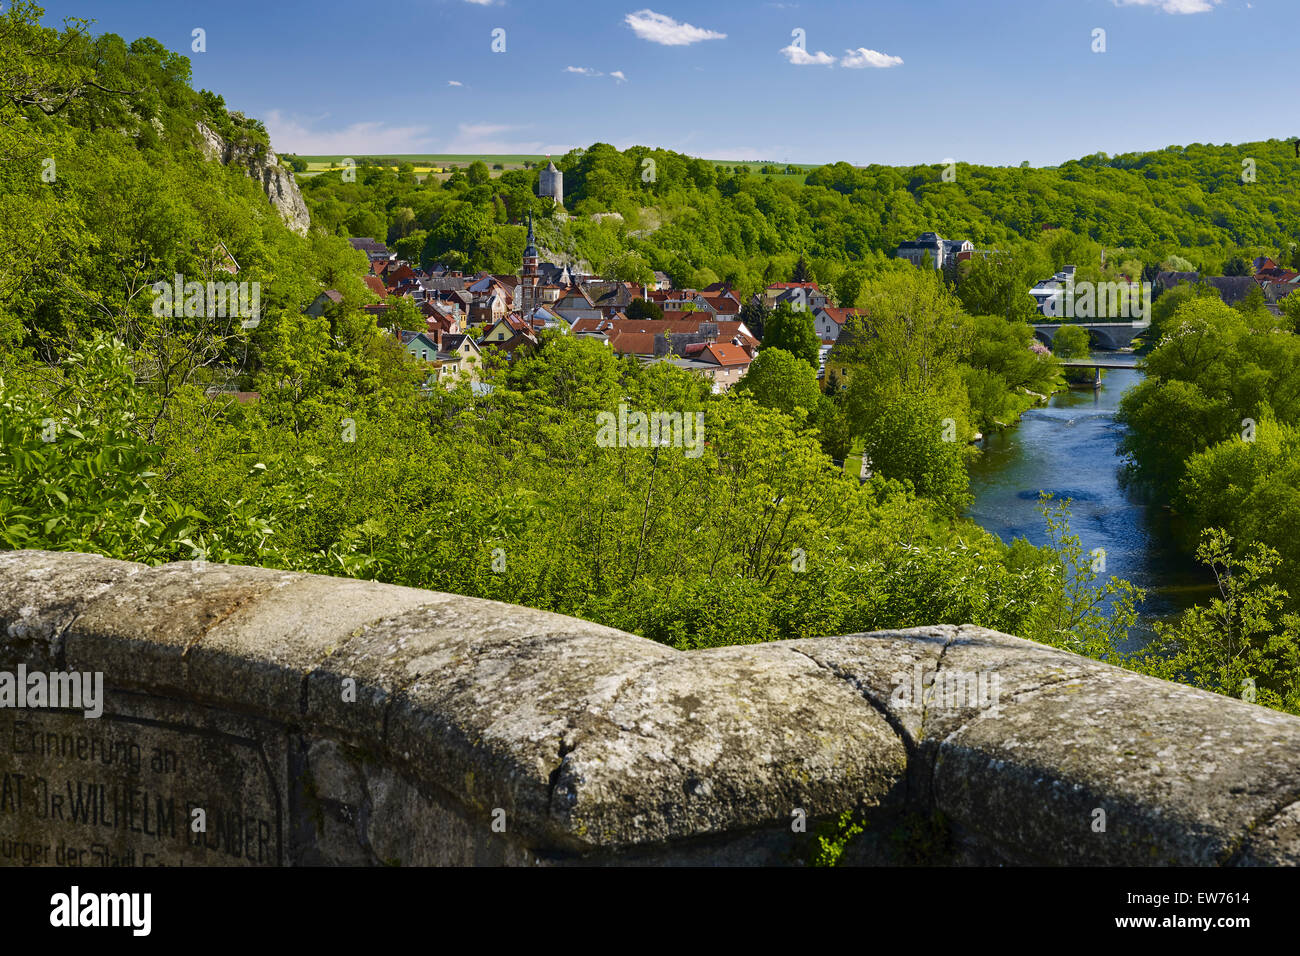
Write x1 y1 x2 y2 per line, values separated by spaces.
0 708 280 866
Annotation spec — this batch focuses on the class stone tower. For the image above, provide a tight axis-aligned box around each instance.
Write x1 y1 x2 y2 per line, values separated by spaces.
538 158 563 206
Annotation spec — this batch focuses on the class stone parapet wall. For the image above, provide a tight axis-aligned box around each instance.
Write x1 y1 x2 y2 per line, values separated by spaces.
1 550 1297 866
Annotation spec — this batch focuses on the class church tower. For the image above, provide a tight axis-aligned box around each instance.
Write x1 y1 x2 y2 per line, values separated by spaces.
520 211 540 316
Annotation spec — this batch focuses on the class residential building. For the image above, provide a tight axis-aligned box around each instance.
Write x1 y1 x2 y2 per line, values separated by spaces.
348 237 393 264
305 289 344 317
823 318 873 389
584 280 637 317
647 341 752 393
1155 271 1266 308
896 232 974 269
813 306 862 344
1029 266 1076 317
478 314 538 357
552 285 601 322
434 333 483 387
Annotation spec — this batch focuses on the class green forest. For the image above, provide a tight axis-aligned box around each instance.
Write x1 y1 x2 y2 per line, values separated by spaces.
299 126 1300 310
2 2 1298 716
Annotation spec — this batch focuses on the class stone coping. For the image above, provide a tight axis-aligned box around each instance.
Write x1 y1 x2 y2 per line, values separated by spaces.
2 549 1298 865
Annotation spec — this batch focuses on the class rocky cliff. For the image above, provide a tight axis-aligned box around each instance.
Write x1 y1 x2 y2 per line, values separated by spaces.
197 120 311 236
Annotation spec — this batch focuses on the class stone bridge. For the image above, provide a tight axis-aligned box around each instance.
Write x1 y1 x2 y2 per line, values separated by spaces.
1032 321 1150 351
2 550 1299 866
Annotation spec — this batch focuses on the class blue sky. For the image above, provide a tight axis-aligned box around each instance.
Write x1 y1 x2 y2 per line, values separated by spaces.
39 0 1298 166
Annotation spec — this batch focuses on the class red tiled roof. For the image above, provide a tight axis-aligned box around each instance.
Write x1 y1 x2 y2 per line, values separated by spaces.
556 287 596 306
817 307 861 326
487 314 533 334
717 323 760 351
609 331 657 355
363 275 388 298
702 343 751 367
701 295 740 314
565 317 758 349
570 317 613 335
384 265 416 287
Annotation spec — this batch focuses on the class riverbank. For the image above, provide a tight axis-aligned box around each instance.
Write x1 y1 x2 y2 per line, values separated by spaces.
965 351 1212 649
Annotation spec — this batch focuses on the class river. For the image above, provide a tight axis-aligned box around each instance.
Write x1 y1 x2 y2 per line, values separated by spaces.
965 352 1213 650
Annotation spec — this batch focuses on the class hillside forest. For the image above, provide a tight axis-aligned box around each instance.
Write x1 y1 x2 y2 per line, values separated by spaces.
2 2 1298 715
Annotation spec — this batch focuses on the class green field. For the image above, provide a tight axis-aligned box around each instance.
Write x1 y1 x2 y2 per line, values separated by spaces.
299 154 544 165
296 154 545 181
294 154 816 183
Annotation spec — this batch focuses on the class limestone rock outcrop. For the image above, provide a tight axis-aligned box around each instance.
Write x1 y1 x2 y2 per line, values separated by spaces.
197 120 311 236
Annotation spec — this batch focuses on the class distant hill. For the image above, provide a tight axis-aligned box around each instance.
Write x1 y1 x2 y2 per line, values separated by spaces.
298 138 1300 297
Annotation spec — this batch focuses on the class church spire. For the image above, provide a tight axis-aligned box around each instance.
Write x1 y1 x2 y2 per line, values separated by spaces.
524 210 537 259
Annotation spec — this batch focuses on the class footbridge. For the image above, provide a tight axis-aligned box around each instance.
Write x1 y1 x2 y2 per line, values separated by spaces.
1058 359 1138 387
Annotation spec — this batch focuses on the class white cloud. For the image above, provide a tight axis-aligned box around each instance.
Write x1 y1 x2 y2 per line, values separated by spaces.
1113 0 1221 12
841 47 903 68
447 80 463 87
780 44 835 65
566 66 628 83
624 9 725 46
263 110 435 154
463 0 497 5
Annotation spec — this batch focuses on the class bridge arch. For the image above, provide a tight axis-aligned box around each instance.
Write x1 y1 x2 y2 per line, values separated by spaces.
1086 326 1118 350
1030 321 1149 351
